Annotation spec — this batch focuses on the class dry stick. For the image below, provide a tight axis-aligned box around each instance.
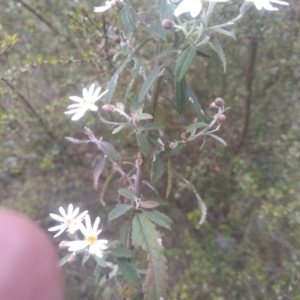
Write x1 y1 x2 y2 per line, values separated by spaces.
235 37 259 152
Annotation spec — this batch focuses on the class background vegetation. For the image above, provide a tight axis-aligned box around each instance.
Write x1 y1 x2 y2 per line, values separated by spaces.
1 0 299 299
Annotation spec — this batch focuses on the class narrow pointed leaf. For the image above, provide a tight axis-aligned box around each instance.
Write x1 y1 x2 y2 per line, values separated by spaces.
209 36 226 73
140 209 173 230
151 155 165 183
117 258 141 287
138 66 163 104
175 76 188 113
140 123 163 131
108 204 133 221
133 113 153 121
175 46 196 82
94 157 107 190
186 122 208 133
207 133 227 146
100 141 119 163
58 254 72 267
112 124 129 134
119 8 136 33
136 132 150 157
118 188 137 200
162 144 185 159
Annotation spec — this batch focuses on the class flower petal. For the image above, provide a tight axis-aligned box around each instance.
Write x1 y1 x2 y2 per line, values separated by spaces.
190 2 202 17
59 207 68 219
67 104 83 109
67 204 73 217
71 108 87 121
71 207 79 218
64 108 83 114
94 89 109 102
83 88 89 99
53 227 66 238
93 217 100 232
85 215 92 232
67 241 88 251
69 96 84 103
49 213 65 222
87 104 98 111
48 224 65 232
88 83 95 97
94 5 111 12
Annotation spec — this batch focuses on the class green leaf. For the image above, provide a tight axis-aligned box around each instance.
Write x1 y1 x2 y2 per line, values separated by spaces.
175 76 188 113
117 258 141 287
58 253 71 267
105 38 151 103
149 23 168 41
156 0 174 20
120 222 129 247
136 132 151 157
207 133 227 146
131 58 141 79
186 122 208 133
111 247 135 258
212 28 236 40
186 86 205 118
158 48 177 59
108 204 133 221
118 188 137 200
112 124 129 134
175 46 196 82
140 123 163 131
196 49 211 57
100 141 119 163
133 113 153 121
94 256 107 267
162 143 186 159
140 209 173 230
151 155 165 183
209 36 226 73
138 66 163 104
119 8 136 33
132 214 168 299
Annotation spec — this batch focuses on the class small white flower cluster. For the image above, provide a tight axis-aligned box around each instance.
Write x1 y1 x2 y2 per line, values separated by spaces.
48 204 108 258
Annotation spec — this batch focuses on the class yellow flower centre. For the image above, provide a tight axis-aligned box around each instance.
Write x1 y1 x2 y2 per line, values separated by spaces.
86 235 97 245
65 219 73 227
83 97 93 105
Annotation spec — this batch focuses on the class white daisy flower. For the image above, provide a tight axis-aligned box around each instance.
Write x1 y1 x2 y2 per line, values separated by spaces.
64 83 108 121
94 0 122 13
66 215 108 258
245 0 289 11
48 204 88 238
174 0 229 18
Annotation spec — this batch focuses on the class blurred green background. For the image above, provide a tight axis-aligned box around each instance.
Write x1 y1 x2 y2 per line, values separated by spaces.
1 0 300 299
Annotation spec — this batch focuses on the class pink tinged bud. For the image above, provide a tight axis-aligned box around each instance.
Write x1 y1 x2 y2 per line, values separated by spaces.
102 104 116 113
209 102 217 110
214 97 225 107
217 114 226 125
161 19 175 30
58 241 69 249
68 252 77 263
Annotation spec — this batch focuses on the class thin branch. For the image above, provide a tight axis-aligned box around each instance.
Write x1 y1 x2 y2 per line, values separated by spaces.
235 37 258 152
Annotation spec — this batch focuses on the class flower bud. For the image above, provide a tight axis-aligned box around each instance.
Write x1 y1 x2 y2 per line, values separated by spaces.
68 252 77 263
59 241 69 249
102 104 116 113
208 32 216 42
161 19 175 30
114 35 121 44
217 114 226 125
113 27 120 35
209 102 217 110
214 97 224 107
